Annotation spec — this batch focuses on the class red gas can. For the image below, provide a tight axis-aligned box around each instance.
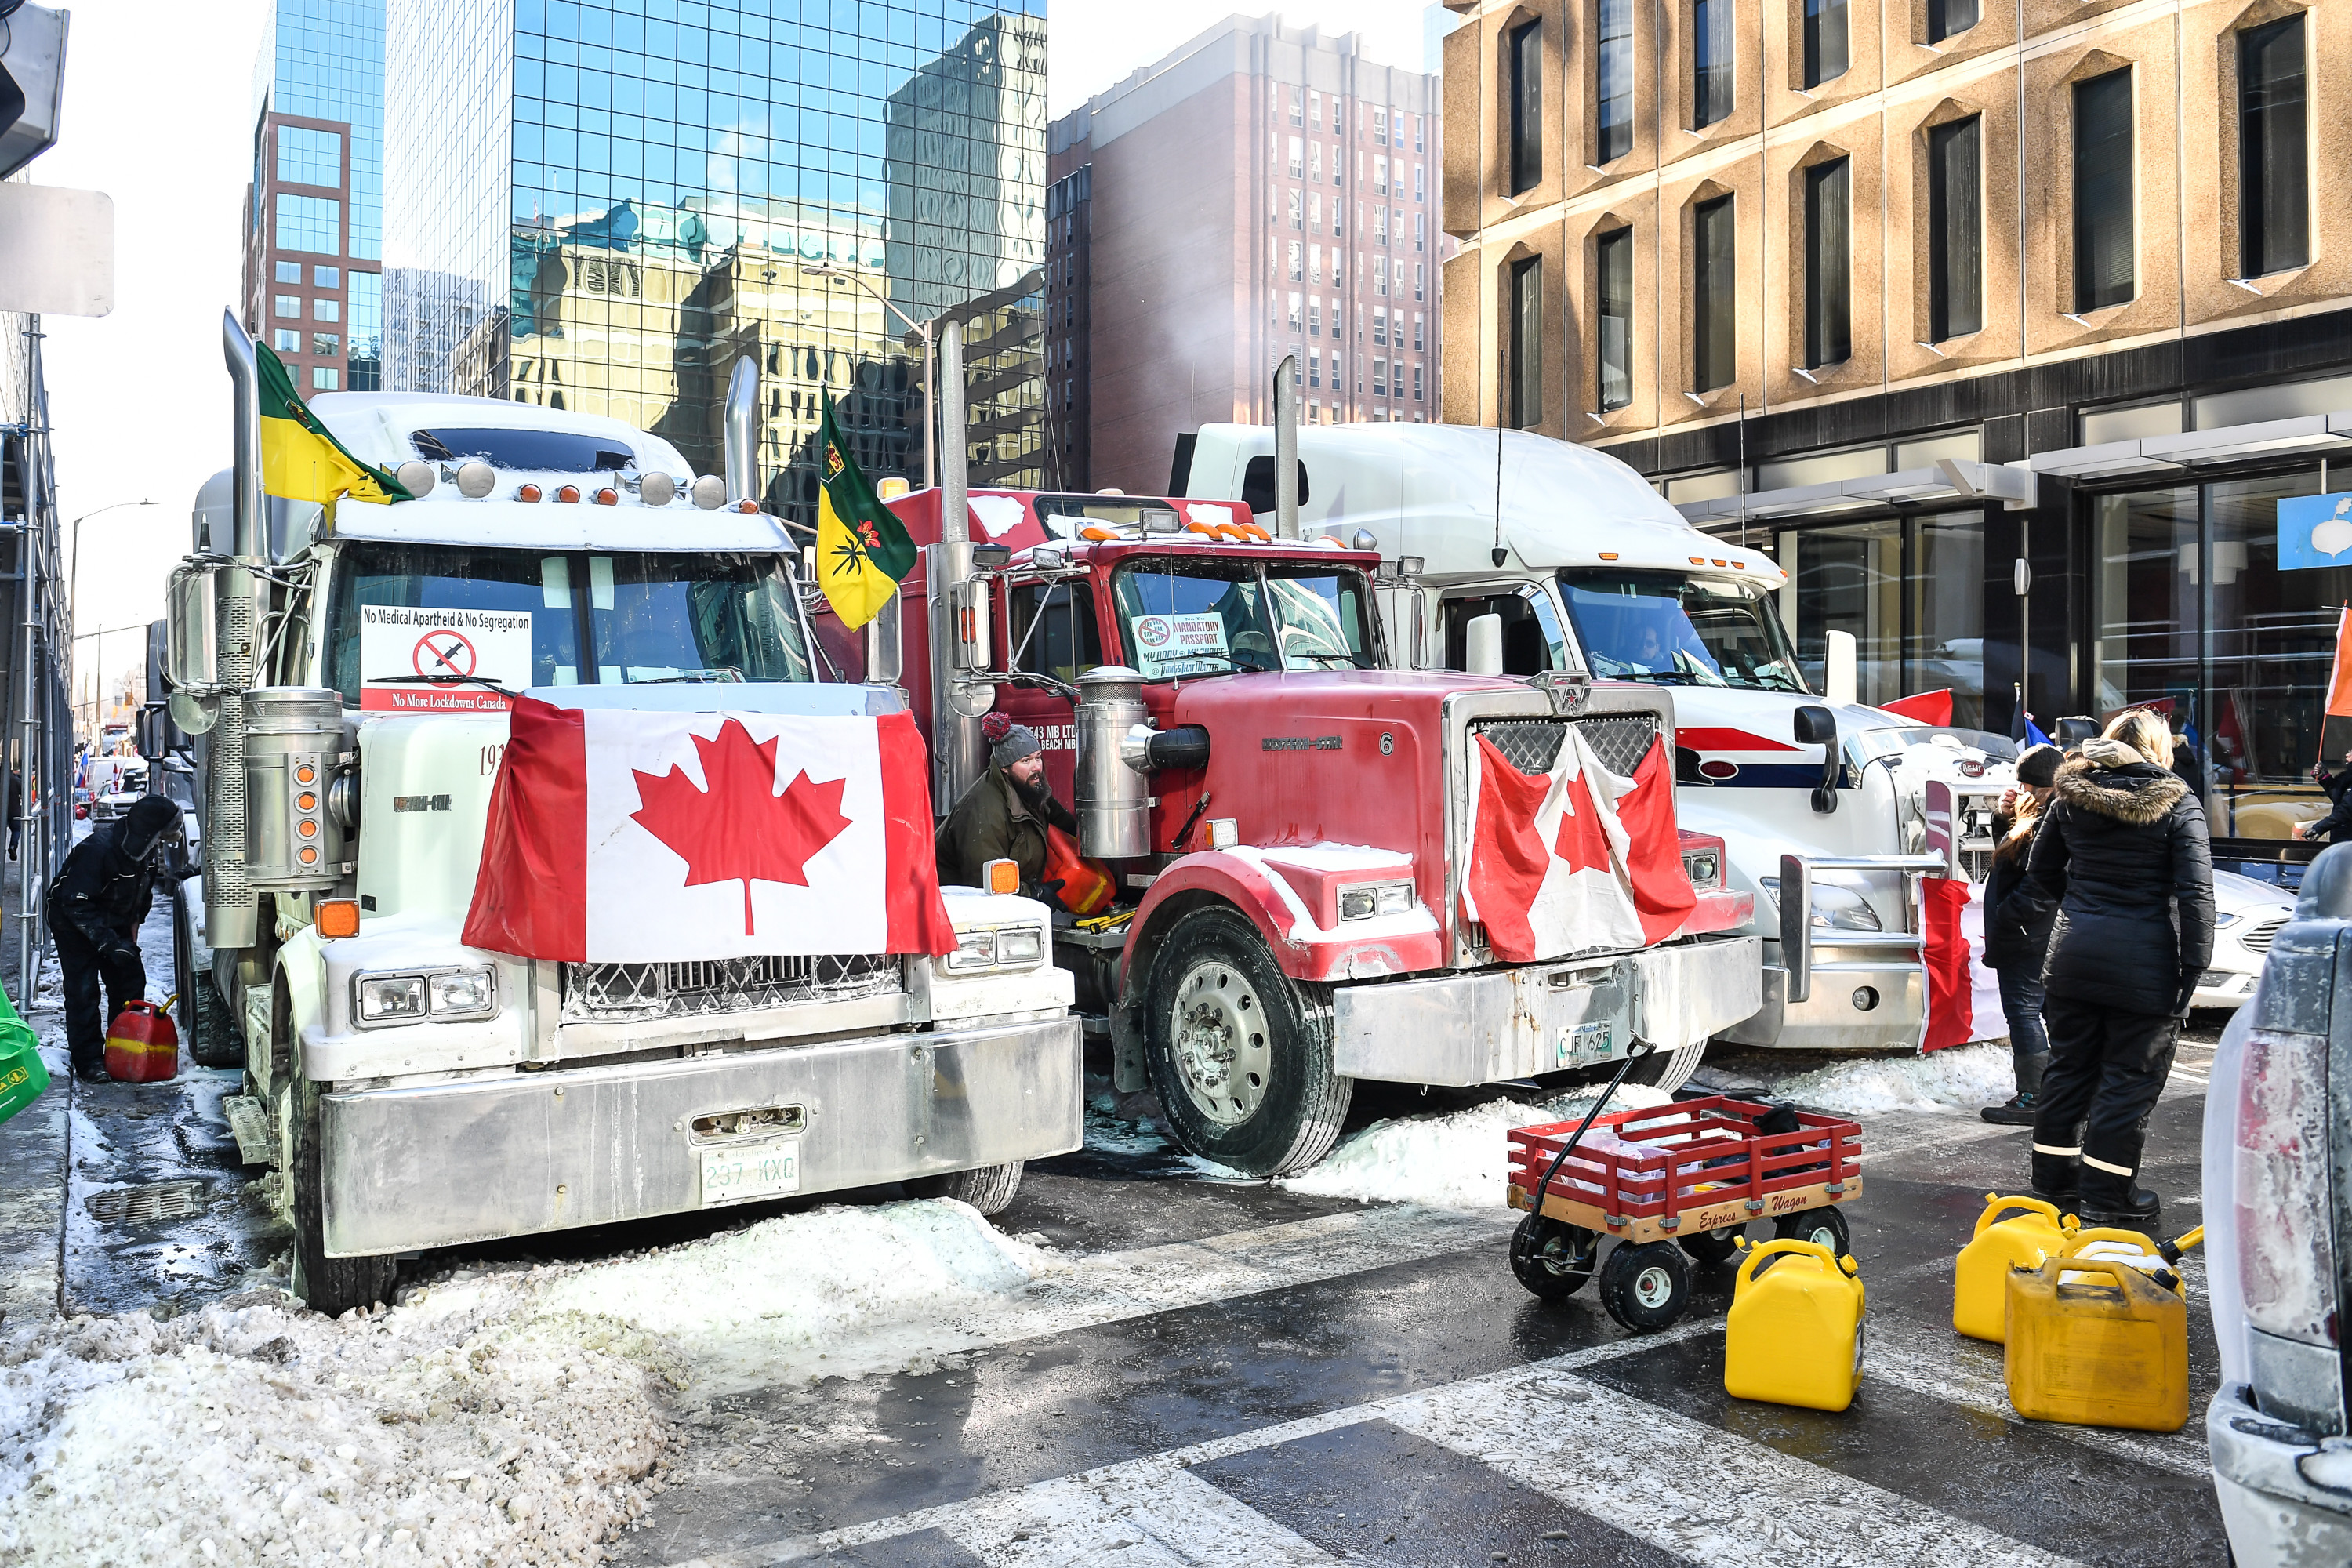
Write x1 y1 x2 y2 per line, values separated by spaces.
103 1000 178 1083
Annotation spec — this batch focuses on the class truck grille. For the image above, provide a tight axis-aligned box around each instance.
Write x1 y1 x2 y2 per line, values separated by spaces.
1473 714 1661 779
561 953 900 1023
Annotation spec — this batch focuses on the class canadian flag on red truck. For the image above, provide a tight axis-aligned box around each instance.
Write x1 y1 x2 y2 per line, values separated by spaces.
463 695 956 963
1461 731 1697 964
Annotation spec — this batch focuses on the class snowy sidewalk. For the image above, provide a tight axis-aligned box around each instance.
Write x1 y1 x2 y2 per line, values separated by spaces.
0 848 66 1330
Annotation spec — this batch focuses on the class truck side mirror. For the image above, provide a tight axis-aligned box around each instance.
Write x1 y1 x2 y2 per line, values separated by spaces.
164 563 223 692
134 705 168 762
1792 705 1836 746
1793 704 1838 814
1464 613 1504 677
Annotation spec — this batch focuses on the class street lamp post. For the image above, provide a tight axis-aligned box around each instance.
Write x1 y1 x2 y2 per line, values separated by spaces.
67 500 157 751
802 264 937 492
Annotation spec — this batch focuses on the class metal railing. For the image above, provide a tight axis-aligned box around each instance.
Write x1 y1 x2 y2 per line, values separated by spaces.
2 314 74 1003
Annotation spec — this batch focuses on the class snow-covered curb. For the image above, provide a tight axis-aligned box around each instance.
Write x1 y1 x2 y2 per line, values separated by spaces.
1278 1083 1677 1211
1770 1040 2020 1116
0 1199 1057 1566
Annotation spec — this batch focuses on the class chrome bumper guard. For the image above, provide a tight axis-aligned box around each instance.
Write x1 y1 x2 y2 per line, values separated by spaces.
318 1015 1083 1257
1778 851 1948 1029
1330 936 1761 1087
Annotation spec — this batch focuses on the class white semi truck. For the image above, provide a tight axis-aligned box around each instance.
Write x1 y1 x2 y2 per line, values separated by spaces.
158 314 1081 1312
1178 423 2014 1054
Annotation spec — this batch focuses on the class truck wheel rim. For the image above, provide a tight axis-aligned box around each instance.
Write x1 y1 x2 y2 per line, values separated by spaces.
1170 960 1269 1127
1633 1263 1675 1309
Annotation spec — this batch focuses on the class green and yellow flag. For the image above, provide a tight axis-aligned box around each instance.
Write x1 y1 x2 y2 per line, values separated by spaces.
815 392 919 630
258 344 412 506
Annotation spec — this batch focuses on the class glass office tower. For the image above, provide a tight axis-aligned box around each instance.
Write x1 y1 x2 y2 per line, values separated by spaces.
243 0 387 391
383 0 1047 514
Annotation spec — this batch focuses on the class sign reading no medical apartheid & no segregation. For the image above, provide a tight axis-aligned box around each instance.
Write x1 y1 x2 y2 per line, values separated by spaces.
463 695 956 963
360 606 533 712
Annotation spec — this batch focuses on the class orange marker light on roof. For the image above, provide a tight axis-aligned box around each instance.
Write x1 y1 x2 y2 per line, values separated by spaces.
1238 521 1272 541
1690 556 1704 565
1713 559 1728 567
595 488 619 506
1732 559 1746 568
557 485 582 504
517 485 543 503
1080 525 1118 541
737 499 760 514
1599 551 1620 561
1185 521 1217 536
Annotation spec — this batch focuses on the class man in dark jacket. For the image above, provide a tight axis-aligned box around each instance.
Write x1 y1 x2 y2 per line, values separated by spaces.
938 717 1077 897
2296 748 2352 845
2022 712 2214 1226
47 795 194 1082
1980 743 2062 1124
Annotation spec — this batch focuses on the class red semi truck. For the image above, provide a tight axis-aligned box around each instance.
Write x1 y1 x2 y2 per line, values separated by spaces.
812 485 1760 1178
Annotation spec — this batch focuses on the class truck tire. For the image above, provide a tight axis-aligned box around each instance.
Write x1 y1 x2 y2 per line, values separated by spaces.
905 1161 1025 1215
176 892 241 1069
1142 905 1352 1178
280 991 396 1314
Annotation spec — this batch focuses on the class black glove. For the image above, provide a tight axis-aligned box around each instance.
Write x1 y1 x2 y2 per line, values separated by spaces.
2172 975 2199 1017
101 943 141 971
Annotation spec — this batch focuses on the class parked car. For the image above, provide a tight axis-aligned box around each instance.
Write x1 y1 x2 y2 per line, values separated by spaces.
2203 844 2352 1563
2195 869 2298 1011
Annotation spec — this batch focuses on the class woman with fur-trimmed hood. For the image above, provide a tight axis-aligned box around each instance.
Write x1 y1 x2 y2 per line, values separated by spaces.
2020 710 2214 1228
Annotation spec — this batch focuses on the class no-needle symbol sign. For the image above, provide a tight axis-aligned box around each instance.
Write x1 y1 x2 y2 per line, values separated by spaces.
413 628 477 679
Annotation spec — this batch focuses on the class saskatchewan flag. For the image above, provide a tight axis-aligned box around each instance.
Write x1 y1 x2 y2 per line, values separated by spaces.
258 344 412 506
815 393 919 630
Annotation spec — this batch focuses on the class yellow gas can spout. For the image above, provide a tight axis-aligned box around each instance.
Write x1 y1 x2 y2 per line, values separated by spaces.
2158 1225 2205 1266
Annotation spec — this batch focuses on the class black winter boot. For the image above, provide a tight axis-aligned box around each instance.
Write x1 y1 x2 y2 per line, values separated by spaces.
2029 1149 2079 1205
2078 1180 2161 1229
1982 1093 2038 1126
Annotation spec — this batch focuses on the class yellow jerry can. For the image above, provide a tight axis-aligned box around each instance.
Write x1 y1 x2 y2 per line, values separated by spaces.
2058 1227 2184 1298
1954 1193 2074 1343
1725 1239 1867 1413
2004 1255 2190 1432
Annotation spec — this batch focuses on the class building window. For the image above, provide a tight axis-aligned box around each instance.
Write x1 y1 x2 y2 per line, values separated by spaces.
1310 299 1323 336
1375 208 1389 246
313 333 342 358
1310 244 1323 283
312 367 340 390
2238 14 2308 279
276 125 342 187
1289 137 1304 178
274 260 302 285
1928 116 1984 341
1415 165 1425 201
1374 358 1389 397
1309 351 1321 387
1414 311 1425 351
1310 143 1323 183
1289 240 1304 280
1803 0 1849 89
1598 226 1633 411
1927 0 1979 44
275 194 341 256
1511 19 1544 191
1311 192 1323 234
1415 263 1425 300
1596 0 1632 164
1694 0 1733 129
1804 158 1852 369
1289 191 1304 231
1288 292 1303 332
314 266 339 289
1396 259 1409 297
1508 255 1543 428
1290 91 1304 126
274 328 300 354
2073 68 2136 312
1374 107 1389 143
1374 307 1389 346
275 295 301 319
1414 364 1425 401
1375 155 1389 195
314 298 339 323
1693 194 1737 392
1415 212 1426 251
1311 91 1323 129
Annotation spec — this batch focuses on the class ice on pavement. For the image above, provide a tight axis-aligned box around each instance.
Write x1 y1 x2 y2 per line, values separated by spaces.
1280 1083 1676 1210
1770 1041 2020 1116
0 1198 1056 1567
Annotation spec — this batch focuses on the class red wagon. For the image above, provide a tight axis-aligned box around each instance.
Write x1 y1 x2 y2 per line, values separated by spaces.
1505 1095 1864 1330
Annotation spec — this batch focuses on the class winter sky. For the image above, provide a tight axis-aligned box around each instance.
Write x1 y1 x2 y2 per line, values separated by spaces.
36 1 1436 713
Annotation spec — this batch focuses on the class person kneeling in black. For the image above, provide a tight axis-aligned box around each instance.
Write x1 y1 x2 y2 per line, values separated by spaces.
2022 710 2213 1227
48 796 195 1083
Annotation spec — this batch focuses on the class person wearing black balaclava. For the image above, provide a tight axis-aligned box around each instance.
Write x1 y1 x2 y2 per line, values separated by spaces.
937 713 1077 898
47 794 195 1083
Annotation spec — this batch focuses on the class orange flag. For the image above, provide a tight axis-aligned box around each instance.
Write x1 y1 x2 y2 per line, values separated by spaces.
2324 606 2352 769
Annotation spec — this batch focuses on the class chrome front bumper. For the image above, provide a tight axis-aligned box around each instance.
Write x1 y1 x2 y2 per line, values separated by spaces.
318 1015 1083 1257
2209 1384 2352 1566
1714 956 1927 1050
1329 936 1761 1087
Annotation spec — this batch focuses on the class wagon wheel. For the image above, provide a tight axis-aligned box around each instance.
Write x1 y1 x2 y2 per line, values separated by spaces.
1773 1206 1853 1258
1510 1213 1597 1301
1678 1222 1748 1265
1599 1240 1691 1331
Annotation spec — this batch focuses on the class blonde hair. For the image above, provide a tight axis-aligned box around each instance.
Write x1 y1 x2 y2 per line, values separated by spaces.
2103 710 2175 769
2004 789 2042 844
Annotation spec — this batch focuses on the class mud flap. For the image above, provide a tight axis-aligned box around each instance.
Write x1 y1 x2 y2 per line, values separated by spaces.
1111 998 1146 1093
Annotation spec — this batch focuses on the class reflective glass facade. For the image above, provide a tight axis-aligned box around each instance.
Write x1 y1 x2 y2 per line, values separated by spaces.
385 0 1047 514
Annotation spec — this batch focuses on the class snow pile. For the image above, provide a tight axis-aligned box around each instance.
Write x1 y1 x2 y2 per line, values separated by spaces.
1772 1041 2019 1116
1279 1083 1676 1211
0 1199 1056 1566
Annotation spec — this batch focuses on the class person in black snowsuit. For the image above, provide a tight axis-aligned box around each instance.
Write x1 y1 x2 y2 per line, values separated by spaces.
2023 711 2214 1227
1980 743 2063 1125
47 796 194 1083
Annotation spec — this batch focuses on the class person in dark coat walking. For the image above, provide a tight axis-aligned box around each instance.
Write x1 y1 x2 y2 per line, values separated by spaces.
1980 743 2063 1125
2023 710 2215 1226
937 716 1077 898
6 770 21 861
47 795 194 1083
2296 747 2352 845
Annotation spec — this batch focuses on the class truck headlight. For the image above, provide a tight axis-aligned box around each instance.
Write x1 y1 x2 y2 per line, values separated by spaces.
942 925 1046 974
353 966 499 1025
1759 877 1883 931
1338 880 1415 920
1680 850 1721 890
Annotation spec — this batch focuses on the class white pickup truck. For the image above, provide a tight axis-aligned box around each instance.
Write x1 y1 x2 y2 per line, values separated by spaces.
159 315 1080 1312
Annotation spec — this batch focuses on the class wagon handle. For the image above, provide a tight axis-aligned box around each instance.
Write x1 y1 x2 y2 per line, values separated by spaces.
1527 1040 1657 1214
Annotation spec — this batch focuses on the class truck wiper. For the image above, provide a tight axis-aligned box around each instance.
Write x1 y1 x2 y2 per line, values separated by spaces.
367 673 521 696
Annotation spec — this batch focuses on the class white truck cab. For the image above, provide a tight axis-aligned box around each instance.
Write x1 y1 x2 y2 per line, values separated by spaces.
160 320 1080 1312
1180 422 2014 1053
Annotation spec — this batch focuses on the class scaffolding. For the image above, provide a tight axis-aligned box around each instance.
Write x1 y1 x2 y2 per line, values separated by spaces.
0 311 79 1003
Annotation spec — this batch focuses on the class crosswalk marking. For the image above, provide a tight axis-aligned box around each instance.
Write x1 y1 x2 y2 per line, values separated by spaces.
942 1467 1346 1567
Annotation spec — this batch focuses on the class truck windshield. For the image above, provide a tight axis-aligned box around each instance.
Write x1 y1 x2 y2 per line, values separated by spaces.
325 543 813 708
1109 557 1376 678
1558 569 1806 692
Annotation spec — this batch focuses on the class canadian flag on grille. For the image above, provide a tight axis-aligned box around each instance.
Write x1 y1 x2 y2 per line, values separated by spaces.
1461 728 1697 964
462 695 956 964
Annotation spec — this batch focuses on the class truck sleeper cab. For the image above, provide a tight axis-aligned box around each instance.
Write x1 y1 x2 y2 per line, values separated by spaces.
1178 423 2015 1054
165 358 1080 1314
813 489 1760 1177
